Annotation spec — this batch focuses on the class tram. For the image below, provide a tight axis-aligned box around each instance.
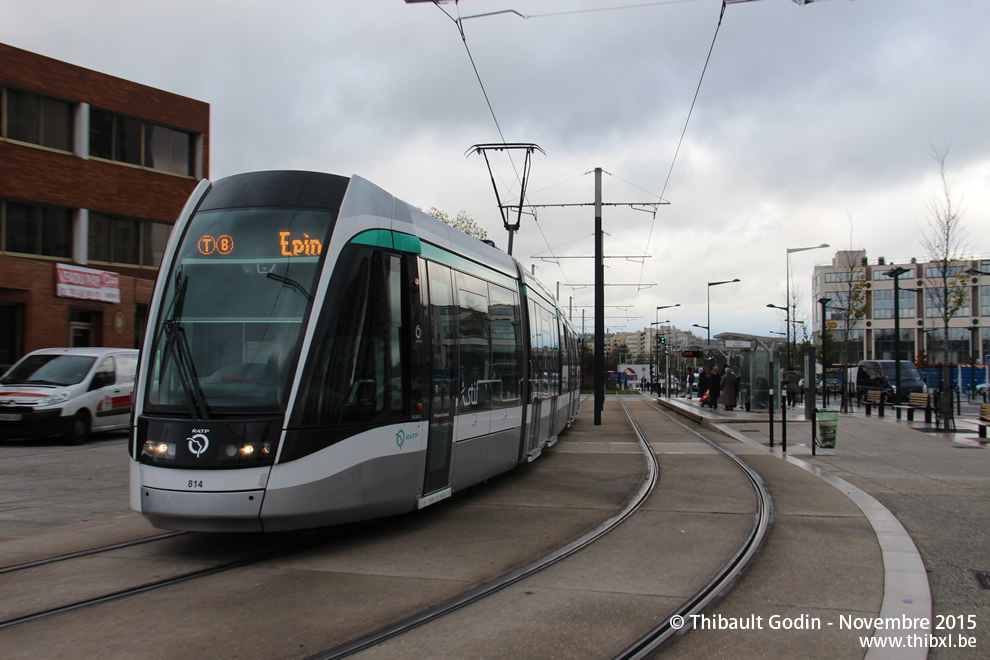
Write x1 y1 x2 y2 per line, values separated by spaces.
129 171 581 532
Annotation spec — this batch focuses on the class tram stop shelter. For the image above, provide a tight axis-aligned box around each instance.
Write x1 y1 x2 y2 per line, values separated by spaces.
708 332 784 413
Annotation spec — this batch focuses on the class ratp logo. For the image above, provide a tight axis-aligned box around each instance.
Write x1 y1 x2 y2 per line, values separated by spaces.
188 432 209 457
395 429 419 449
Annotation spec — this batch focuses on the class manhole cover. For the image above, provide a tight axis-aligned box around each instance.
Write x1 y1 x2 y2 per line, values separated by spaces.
973 571 990 590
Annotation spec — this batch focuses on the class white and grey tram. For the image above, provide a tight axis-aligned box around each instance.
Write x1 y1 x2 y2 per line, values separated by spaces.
130 171 581 532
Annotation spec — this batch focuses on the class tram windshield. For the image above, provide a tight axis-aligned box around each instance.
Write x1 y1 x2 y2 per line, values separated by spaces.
144 208 333 416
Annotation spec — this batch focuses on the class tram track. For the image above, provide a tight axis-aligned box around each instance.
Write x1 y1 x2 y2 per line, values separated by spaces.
0 531 187 575
0 530 326 631
2 395 773 658
614 395 774 658
308 394 660 660
309 394 773 659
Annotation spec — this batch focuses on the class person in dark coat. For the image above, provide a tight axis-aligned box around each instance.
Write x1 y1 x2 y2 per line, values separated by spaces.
697 368 709 406
708 366 721 409
685 367 695 399
721 367 738 411
785 365 800 408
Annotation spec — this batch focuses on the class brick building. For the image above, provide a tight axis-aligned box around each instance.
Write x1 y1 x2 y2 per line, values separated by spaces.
0 43 209 370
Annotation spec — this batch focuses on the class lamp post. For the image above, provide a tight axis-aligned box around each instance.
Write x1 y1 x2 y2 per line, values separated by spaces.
884 266 910 407
818 297 832 408
706 280 740 343
785 244 830 367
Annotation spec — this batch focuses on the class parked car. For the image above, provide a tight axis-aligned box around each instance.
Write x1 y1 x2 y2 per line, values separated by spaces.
0 347 138 444
855 360 927 404
816 377 843 394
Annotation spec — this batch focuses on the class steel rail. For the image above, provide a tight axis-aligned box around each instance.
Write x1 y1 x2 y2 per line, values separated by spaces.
0 531 187 575
613 396 774 658
308 395 659 660
0 536 320 631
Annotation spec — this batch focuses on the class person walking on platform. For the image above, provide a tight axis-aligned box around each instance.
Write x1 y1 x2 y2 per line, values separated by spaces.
708 366 721 410
721 367 738 411
785 365 800 408
685 367 695 399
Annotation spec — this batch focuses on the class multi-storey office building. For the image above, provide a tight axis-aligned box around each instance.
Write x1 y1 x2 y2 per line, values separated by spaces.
812 250 989 366
0 43 209 370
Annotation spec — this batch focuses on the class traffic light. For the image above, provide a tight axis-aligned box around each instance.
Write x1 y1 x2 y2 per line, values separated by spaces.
660 336 666 345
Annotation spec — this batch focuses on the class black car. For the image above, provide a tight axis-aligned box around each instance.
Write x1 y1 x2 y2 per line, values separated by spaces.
855 360 926 404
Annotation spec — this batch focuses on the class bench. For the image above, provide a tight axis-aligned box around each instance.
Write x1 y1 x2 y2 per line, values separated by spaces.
863 390 884 417
977 404 990 440
893 392 931 423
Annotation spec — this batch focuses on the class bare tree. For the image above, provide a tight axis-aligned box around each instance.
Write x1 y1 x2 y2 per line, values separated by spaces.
832 248 868 411
427 207 490 242
920 146 971 430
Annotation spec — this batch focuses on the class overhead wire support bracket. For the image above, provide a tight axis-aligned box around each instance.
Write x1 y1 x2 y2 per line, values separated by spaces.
466 142 545 256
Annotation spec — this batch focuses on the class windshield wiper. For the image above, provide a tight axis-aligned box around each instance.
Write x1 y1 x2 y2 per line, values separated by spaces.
266 272 314 302
159 272 211 420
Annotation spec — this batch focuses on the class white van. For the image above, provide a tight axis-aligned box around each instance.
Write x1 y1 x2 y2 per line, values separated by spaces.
0 347 138 444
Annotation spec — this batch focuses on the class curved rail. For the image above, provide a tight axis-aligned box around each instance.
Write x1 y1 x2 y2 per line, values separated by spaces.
309 396 660 660
614 396 774 658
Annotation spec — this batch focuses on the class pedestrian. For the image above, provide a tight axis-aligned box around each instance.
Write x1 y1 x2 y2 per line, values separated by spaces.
708 366 721 409
785 365 800 408
685 367 695 399
697 368 709 406
721 367 738 411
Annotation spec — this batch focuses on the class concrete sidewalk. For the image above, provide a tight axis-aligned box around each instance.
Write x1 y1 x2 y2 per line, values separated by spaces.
659 394 990 659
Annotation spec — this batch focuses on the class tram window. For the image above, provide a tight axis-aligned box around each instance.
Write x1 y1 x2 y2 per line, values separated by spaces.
293 246 405 427
489 283 522 405
456 272 491 412
389 255 403 414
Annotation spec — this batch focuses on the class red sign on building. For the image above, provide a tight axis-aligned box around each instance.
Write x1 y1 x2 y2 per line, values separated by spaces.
55 263 121 303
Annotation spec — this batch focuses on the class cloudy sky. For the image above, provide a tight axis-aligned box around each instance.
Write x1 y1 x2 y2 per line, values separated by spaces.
5 0 989 339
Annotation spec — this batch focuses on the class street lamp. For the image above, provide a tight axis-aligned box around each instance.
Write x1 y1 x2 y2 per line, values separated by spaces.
884 266 910 407
706 279 740 343
818 297 832 408
785 244 830 367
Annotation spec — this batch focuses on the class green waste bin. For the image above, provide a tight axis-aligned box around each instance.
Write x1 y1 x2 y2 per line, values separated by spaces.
817 409 838 448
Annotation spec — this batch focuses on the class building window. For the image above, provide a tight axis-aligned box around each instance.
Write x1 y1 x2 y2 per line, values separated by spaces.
982 286 990 318
825 290 852 320
873 328 914 361
1 200 72 258
871 289 915 319
925 264 965 279
1 87 73 151
925 327 971 364
88 212 171 267
89 109 193 176
825 271 855 283
925 288 970 318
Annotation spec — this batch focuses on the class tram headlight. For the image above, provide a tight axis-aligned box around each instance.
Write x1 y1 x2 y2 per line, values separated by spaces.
141 441 176 460
219 442 272 461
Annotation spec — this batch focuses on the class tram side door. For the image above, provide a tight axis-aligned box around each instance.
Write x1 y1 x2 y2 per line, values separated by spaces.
422 261 457 497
